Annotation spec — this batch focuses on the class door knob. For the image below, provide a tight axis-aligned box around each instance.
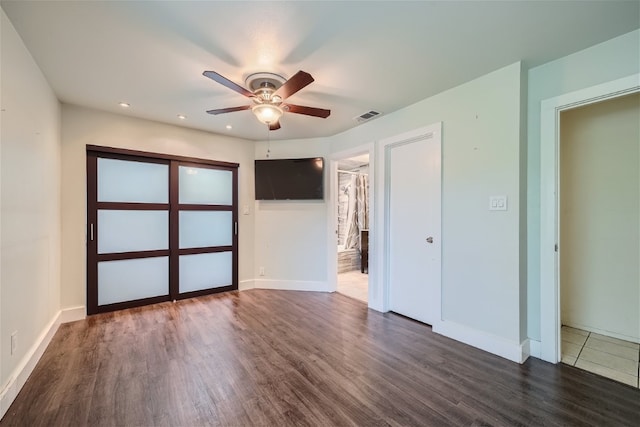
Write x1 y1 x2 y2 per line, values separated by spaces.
426 237 433 243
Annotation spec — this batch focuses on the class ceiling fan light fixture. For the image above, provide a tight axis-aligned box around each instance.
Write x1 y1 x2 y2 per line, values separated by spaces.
252 104 283 125
204 70 330 130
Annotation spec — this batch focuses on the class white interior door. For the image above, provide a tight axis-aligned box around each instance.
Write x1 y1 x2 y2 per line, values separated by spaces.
387 133 441 325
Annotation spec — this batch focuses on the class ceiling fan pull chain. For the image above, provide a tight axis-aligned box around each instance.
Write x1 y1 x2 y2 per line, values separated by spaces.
266 124 271 158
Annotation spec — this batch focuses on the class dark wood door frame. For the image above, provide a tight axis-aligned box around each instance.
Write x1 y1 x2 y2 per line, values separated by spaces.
86 145 239 315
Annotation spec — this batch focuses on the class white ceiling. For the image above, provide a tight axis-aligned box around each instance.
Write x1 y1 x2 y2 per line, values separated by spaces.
2 1 639 141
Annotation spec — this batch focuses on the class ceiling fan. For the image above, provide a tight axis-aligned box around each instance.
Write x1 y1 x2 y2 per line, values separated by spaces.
203 70 330 130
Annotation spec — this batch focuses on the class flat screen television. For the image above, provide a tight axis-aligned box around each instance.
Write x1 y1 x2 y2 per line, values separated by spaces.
255 157 324 200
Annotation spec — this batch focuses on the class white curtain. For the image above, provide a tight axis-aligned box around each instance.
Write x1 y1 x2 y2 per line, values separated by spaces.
356 174 369 236
345 173 369 250
344 175 358 249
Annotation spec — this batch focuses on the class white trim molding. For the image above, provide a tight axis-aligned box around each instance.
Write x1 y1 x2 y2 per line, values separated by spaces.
327 143 376 309
562 322 640 345
529 339 542 359
434 321 531 364
60 305 86 323
539 73 640 363
0 306 86 418
252 279 331 292
238 279 255 291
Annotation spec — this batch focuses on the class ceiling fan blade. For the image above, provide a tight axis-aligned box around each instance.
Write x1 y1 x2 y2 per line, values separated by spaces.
203 71 254 98
269 122 281 131
206 105 251 115
274 71 314 99
283 104 331 118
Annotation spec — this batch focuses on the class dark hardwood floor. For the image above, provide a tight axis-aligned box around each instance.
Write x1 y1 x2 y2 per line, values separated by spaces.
2 290 639 426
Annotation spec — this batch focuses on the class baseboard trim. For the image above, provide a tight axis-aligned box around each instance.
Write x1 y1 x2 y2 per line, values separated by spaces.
0 306 87 418
252 279 330 292
238 280 255 291
60 306 86 323
562 321 640 344
520 339 531 363
0 311 61 418
433 320 529 364
529 339 542 359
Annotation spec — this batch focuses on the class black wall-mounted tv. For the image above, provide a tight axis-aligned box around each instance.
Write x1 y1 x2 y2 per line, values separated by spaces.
255 157 324 200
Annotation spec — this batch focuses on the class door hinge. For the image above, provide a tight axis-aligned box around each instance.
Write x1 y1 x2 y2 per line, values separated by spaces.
554 243 558 252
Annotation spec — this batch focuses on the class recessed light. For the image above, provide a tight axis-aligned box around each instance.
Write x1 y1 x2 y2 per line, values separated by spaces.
177 114 186 120
226 125 232 130
118 102 130 108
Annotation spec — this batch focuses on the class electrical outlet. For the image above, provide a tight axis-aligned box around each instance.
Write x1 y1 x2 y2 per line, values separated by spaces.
11 331 17 355
259 267 265 276
489 195 508 211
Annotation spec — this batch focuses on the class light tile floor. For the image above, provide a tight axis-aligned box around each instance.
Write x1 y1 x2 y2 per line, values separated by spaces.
561 325 639 388
337 270 368 303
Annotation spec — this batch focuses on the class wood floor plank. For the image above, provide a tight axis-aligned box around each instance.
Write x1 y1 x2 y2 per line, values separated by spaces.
1 289 639 426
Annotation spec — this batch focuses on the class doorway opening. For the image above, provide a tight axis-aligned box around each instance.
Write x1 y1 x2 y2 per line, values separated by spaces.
336 154 370 303
539 73 639 367
557 93 639 387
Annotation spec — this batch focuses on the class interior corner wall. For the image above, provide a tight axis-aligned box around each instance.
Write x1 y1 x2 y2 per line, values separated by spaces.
527 29 640 342
60 105 256 309
1 7 61 396
252 137 331 290
328 62 525 347
519 65 529 342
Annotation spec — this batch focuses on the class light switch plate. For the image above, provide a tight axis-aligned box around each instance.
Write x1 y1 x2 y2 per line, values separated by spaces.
489 195 507 211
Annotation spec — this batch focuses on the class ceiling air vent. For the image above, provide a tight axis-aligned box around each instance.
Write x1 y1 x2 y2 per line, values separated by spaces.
354 110 381 123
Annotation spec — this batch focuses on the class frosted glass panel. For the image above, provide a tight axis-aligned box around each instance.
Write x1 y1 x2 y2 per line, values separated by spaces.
179 252 232 293
98 158 168 203
98 210 168 253
179 211 232 248
179 166 232 205
98 257 168 305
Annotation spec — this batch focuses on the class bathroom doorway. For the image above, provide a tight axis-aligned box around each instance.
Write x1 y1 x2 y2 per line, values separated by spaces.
336 154 370 303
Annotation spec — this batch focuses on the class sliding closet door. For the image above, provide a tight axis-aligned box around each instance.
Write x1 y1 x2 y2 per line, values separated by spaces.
87 154 171 313
173 163 238 298
87 147 238 315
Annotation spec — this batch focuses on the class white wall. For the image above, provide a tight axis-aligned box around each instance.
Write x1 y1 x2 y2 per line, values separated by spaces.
257 63 527 359
0 8 61 410
251 138 331 291
527 29 640 341
60 105 256 308
339 63 525 346
560 93 639 341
